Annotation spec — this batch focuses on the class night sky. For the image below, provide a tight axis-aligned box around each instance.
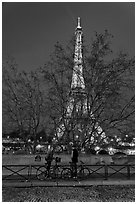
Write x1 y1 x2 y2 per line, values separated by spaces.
2 2 135 71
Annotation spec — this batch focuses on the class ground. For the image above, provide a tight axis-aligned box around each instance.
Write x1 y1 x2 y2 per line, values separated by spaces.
2 185 135 202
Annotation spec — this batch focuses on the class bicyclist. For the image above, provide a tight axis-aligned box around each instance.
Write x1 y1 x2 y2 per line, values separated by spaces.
71 146 79 178
45 144 54 177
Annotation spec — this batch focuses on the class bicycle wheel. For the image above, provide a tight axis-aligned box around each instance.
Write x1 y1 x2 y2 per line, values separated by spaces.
36 166 48 180
61 168 71 179
78 167 90 178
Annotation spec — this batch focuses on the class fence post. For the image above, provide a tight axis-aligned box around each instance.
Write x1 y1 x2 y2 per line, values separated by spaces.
27 165 32 182
55 168 59 187
104 165 108 180
127 165 130 179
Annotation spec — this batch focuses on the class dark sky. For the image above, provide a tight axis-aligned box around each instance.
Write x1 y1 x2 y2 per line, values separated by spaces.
2 2 135 71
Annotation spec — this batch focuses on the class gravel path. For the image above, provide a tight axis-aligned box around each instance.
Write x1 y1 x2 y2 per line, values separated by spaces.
2 185 135 202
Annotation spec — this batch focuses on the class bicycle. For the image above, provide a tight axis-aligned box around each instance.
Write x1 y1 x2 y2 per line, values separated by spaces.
36 157 62 180
77 160 90 178
61 160 90 179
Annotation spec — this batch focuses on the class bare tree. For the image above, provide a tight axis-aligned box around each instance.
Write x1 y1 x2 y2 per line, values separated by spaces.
3 30 134 151
41 31 134 149
84 31 134 148
3 57 45 152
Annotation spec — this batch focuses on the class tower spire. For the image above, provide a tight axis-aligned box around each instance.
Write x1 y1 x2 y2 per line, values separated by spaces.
77 17 81 29
56 17 106 149
71 17 85 90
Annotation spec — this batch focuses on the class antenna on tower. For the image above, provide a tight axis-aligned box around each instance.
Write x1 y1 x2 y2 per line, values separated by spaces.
77 17 82 29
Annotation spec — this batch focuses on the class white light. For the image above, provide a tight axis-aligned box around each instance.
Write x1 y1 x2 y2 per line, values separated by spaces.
95 146 100 151
108 147 113 151
116 138 121 142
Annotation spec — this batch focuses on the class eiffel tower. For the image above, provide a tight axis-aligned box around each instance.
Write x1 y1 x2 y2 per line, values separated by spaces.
56 17 106 148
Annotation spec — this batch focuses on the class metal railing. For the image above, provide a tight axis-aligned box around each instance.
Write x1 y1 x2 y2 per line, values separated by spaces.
3 165 30 181
2 164 135 182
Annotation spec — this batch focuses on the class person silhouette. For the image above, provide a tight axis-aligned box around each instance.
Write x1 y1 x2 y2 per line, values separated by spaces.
45 144 54 177
71 146 78 178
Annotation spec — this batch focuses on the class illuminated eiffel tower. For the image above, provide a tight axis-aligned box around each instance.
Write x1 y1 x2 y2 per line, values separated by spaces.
56 17 106 148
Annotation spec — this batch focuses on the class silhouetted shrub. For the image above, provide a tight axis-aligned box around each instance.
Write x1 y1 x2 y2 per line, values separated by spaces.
98 149 109 155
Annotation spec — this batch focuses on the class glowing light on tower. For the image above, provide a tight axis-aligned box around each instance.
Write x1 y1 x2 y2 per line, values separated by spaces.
71 17 85 90
56 17 106 147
